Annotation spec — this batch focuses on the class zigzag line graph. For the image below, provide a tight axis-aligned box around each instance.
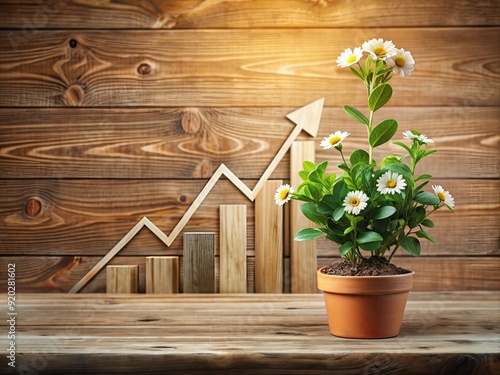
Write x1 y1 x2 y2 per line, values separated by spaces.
68 98 324 293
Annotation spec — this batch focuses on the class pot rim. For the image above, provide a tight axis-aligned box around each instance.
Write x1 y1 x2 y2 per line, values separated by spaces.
317 265 415 279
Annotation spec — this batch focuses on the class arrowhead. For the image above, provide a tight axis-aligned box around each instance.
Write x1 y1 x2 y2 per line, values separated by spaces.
285 97 324 138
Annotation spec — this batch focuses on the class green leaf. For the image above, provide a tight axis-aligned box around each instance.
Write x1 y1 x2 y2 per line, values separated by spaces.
400 236 421 257
368 84 393 112
373 206 397 219
298 170 309 180
308 161 328 183
382 162 413 181
369 119 398 148
350 149 370 166
416 230 436 243
332 180 349 204
393 141 412 154
316 203 333 215
333 206 345 221
415 174 432 182
357 231 383 244
414 191 441 205
421 219 434 228
380 155 401 168
359 241 382 251
294 228 323 241
343 226 354 235
349 66 364 80
339 241 354 256
344 105 369 126
321 194 337 209
300 203 324 223
303 161 316 172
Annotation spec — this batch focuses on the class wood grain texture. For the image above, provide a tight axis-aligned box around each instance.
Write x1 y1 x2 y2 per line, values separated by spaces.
2 106 496 179
0 0 497 29
0 107 293 179
0 29 498 107
146 256 179 294
255 180 283 293
219 205 247 293
0 293 498 374
106 265 138 294
0 0 498 296
290 141 317 293
0 179 496 257
1 255 498 294
183 232 215 293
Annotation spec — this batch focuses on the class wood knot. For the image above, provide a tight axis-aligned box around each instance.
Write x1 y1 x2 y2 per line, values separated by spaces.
177 194 193 205
63 84 85 106
137 63 151 75
25 198 42 217
181 110 201 134
69 39 78 48
194 159 213 178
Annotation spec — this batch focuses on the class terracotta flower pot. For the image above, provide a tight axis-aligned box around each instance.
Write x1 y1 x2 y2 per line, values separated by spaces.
317 266 414 339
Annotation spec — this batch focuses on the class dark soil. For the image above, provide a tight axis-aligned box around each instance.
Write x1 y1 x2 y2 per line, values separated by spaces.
321 256 412 276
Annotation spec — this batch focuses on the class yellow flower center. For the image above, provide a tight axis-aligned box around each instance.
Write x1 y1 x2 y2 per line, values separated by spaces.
395 56 406 67
279 189 290 200
374 47 387 56
437 192 446 201
386 179 397 189
329 135 342 145
350 198 360 207
347 55 357 64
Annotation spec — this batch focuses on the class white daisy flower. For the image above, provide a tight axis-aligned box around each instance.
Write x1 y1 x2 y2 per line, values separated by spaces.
403 130 418 140
320 131 350 149
362 38 396 61
386 48 415 77
403 130 434 144
376 171 407 195
342 190 369 215
336 47 363 68
417 133 434 144
274 184 294 206
432 185 455 208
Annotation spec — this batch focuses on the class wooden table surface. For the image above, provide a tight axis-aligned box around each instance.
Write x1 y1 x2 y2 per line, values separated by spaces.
2 292 499 374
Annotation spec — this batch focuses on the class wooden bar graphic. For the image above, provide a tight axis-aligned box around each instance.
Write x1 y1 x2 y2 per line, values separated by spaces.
183 233 215 293
290 141 318 293
146 256 179 294
255 180 283 293
219 205 247 293
106 265 138 294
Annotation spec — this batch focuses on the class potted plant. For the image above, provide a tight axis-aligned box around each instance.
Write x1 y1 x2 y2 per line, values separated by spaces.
275 38 455 338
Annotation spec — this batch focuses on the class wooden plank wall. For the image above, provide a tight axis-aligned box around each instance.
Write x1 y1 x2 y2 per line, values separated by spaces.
0 0 498 293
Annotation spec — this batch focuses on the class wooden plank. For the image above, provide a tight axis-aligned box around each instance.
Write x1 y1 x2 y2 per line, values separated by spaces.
0 293 498 374
0 179 496 257
0 107 293 179
0 1 497 29
255 180 283 293
0 179 255 255
0 107 497 179
146 256 179 294
106 265 138 294
1 255 498 294
0 29 498 107
183 233 215 293
219 205 247 293
290 141 318 293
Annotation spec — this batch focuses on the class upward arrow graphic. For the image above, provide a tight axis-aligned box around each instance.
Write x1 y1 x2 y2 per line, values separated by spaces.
69 98 324 293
